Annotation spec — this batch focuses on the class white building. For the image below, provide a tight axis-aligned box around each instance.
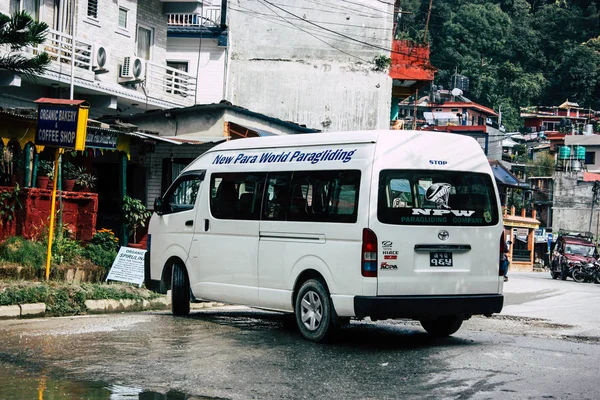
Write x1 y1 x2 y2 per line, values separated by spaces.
0 0 198 117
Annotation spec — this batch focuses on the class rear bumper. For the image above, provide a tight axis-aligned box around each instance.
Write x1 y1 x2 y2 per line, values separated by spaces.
354 294 503 319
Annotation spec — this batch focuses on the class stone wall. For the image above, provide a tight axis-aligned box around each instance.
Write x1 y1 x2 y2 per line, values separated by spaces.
552 172 596 234
0 187 99 242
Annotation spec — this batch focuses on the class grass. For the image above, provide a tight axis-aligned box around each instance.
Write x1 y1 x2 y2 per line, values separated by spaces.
0 280 163 316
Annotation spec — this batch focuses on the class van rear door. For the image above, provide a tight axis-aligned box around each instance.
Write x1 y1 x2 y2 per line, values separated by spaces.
372 169 502 296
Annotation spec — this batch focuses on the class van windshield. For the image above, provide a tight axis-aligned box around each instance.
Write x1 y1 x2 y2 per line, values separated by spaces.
378 170 499 226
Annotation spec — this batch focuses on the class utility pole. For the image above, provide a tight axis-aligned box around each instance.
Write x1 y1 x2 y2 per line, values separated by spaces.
423 0 433 43
589 181 600 233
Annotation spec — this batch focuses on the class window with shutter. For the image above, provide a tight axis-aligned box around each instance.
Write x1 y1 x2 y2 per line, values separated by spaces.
87 0 98 18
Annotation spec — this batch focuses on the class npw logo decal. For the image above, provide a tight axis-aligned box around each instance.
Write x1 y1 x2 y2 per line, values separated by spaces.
412 209 476 217
429 160 448 165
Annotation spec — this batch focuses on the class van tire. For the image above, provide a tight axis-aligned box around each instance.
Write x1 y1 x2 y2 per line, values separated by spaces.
295 279 333 342
420 316 463 337
172 263 190 316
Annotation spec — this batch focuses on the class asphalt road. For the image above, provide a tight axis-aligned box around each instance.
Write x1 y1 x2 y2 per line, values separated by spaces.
1 272 600 400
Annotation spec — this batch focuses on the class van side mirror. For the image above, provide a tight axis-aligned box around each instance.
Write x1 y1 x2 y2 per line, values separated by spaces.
154 197 164 216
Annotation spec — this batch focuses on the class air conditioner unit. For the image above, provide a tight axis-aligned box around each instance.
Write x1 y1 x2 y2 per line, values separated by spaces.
120 56 145 81
92 45 109 71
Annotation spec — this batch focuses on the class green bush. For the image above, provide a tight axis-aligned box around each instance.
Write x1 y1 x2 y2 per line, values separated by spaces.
83 244 117 270
0 236 46 269
0 282 161 315
52 236 83 264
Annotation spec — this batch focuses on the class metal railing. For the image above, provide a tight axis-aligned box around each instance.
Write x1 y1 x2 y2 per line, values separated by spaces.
166 8 222 27
145 61 197 106
33 29 94 71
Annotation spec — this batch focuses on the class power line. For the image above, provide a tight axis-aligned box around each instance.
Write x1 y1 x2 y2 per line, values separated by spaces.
230 9 395 48
255 1 371 63
257 0 436 61
230 6 393 43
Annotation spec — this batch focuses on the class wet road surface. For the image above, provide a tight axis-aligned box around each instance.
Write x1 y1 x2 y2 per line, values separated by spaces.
1 272 600 399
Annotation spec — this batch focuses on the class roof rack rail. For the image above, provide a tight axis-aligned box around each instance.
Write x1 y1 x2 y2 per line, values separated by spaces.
557 229 594 240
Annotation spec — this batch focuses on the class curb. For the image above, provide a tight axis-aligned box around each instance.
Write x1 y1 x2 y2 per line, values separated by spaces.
0 297 225 319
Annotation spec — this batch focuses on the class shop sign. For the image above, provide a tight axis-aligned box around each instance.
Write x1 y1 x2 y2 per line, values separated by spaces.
86 130 118 149
36 104 88 150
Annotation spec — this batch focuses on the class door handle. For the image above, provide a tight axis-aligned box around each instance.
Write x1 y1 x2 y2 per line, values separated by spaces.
204 219 209 232
185 220 193 227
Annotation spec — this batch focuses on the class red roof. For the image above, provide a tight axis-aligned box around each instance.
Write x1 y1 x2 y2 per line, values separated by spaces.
34 98 88 106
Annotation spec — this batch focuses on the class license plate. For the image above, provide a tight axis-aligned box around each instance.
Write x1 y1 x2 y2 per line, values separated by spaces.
430 252 453 267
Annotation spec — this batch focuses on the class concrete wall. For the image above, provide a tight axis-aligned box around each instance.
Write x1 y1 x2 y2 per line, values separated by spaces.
226 0 394 132
552 172 597 234
166 37 226 104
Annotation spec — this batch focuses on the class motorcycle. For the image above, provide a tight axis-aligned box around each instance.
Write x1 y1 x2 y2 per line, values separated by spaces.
570 261 600 284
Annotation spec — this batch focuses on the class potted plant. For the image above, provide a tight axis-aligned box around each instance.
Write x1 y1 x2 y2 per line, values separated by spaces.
74 166 97 192
122 196 151 244
36 160 54 189
62 162 76 191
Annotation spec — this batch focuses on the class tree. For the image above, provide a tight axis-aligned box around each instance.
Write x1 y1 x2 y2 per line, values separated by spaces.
0 11 50 80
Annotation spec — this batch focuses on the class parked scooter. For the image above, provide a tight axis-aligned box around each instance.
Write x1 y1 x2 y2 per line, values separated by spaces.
571 261 600 284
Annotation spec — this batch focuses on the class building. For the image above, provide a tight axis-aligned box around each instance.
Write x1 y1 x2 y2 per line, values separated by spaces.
0 0 199 118
397 90 502 160
520 100 598 135
164 0 227 105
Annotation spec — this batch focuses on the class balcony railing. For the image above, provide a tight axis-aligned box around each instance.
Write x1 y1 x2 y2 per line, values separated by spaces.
167 8 222 28
33 29 94 71
145 61 197 106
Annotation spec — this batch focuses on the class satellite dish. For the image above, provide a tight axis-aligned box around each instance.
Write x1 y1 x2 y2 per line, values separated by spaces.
451 88 463 97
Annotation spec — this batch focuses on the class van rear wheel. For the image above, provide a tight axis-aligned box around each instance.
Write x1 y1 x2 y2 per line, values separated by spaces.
171 263 190 316
420 316 463 337
295 279 333 342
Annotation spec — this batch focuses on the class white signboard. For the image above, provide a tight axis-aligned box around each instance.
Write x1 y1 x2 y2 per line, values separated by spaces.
106 247 146 286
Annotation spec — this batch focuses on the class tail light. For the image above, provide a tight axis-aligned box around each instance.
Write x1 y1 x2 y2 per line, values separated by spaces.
362 228 378 277
499 231 506 276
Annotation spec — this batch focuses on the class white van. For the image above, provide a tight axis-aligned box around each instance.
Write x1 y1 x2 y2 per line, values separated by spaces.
145 130 505 342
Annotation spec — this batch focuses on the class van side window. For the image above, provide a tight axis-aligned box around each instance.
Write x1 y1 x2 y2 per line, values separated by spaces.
164 176 203 214
264 173 293 221
288 170 360 223
210 173 266 220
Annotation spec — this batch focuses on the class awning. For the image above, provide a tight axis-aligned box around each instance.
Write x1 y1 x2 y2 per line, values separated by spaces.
490 162 522 187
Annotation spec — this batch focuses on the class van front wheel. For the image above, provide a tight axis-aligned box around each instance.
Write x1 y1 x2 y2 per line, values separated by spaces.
420 316 463 337
295 279 332 342
171 263 190 316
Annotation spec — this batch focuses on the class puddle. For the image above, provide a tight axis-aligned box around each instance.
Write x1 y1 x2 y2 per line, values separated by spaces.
0 362 213 400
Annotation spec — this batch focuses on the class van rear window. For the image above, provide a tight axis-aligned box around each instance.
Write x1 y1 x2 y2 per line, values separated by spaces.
377 170 499 226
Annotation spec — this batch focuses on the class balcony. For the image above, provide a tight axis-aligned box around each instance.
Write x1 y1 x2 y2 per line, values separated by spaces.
145 61 197 106
167 8 222 28
3 28 196 108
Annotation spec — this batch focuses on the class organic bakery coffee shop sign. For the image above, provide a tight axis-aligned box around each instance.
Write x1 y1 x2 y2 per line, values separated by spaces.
35 98 89 150
34 98 90 281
